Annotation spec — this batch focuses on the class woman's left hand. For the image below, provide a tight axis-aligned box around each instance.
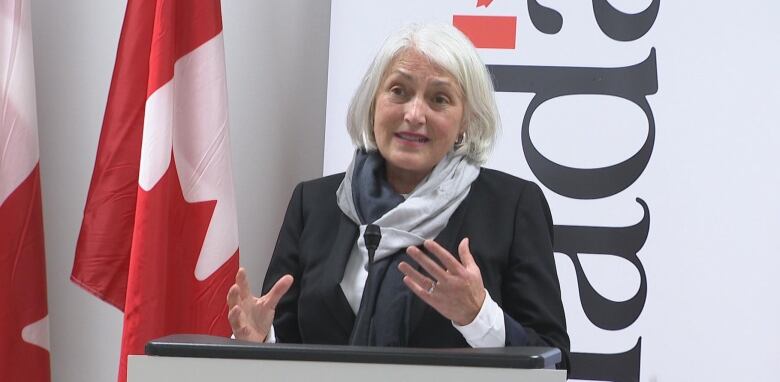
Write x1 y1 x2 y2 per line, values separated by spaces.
398 238 486 326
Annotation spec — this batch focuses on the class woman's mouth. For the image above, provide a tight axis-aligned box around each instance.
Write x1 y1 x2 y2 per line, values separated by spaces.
394 132 429 143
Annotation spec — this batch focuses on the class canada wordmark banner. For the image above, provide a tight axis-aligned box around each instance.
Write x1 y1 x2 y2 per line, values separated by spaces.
324 1 780 381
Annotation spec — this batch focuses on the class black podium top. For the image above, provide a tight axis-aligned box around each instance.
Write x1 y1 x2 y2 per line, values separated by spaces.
145 334 561 369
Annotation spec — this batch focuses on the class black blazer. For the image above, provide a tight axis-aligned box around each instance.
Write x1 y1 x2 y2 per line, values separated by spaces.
262 168 570 369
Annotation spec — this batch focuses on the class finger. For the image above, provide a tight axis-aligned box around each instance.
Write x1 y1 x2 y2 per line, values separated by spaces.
263 274 294 308
227 284 241 308
406 245 449 281
398 261 437 289
457 238 477 268
236 268 251 299
227 304 245 333
402 275 436 307
423 240 465 274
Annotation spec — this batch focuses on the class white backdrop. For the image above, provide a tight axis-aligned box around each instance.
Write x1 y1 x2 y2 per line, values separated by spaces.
324 1 780 381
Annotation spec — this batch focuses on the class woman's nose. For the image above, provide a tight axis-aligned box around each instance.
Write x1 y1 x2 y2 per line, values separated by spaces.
404 96 426 127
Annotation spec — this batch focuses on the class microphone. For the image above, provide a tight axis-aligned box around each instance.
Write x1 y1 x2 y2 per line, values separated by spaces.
363 224 382 263
349 224 382 345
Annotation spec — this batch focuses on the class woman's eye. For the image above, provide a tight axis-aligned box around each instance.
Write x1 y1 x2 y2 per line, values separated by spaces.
390 86 405 96
433 94 451 105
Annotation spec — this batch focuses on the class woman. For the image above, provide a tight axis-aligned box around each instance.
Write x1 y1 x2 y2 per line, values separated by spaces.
227 23 569 369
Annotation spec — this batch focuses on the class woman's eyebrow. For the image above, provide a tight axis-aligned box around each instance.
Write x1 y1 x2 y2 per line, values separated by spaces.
389 69 414 81
430 78 456 88
389 69 459 92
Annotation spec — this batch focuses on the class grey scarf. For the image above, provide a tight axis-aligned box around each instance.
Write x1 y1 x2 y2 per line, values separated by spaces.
336 149 480 345
336 149 480 264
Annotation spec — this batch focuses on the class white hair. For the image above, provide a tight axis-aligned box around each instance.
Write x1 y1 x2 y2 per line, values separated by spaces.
346 23 500 165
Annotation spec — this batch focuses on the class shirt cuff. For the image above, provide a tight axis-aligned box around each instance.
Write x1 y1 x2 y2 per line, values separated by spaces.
230 325 277 343
264 324 277 343
452 290 506 348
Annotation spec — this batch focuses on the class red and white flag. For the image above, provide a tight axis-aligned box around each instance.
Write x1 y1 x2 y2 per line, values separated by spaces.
71 1 239 381
0 0 51 381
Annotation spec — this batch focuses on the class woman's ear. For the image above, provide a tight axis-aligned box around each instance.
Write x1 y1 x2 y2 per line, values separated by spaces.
455 129 467 147
458 117 469 143
367 101 377 144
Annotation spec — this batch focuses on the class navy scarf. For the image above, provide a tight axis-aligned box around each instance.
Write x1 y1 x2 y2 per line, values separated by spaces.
349 151 414 346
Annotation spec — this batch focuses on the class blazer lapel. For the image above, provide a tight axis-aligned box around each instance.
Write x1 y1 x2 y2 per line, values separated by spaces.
317 212 359 337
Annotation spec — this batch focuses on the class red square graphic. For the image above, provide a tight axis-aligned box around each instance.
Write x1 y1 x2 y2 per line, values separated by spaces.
453 15 517 49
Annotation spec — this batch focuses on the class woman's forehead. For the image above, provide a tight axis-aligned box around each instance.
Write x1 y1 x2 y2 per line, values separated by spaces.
385 50 460 89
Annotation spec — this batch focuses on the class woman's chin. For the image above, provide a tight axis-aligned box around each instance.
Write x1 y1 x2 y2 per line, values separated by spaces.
384 154 431 173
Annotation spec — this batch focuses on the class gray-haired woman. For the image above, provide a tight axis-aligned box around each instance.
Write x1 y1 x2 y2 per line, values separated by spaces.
227 23 570 370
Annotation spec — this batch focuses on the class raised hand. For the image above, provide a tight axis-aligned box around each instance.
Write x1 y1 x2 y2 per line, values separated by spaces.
398 238 486 326
226 267 293 342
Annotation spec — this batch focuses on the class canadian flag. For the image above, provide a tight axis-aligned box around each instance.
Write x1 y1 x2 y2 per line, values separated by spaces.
70 1 239 381
0 0 51 381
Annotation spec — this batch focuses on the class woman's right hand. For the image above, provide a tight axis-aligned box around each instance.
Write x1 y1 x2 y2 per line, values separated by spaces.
226 267 294 342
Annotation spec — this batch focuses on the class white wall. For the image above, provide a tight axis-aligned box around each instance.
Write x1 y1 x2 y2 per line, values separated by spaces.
30 1 331 381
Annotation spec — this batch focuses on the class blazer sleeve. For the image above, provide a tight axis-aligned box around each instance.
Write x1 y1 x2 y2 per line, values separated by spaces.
261 182 305 343
502 181 570 370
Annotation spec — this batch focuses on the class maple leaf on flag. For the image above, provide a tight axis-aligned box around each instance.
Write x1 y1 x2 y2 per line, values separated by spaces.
118 155 238 376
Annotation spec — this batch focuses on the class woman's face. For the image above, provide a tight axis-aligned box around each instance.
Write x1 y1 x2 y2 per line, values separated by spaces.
373 50 465 184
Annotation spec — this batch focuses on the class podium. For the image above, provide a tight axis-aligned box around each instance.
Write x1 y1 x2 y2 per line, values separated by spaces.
129 334 566 382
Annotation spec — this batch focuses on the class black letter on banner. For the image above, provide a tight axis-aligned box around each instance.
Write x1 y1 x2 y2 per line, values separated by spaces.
527 0 562 34
592 0 660 42
554 199 649 330
570 338 642 382
488 49 658 200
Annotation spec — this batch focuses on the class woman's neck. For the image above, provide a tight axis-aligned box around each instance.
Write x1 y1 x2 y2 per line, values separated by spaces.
386 164 430 194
